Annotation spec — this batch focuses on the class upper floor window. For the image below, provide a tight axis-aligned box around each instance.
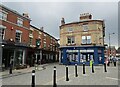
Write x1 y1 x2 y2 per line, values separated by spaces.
29 38 32 45
15 30 22 43
17 17 23 26
0 10 7 21
43 42 46 48
67 36 75 44
0 25 6 40
68 27 73 32
82 36 91 44
83 25 88 31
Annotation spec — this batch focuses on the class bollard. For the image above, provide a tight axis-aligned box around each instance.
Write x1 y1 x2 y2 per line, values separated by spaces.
92 63 94 73
66 65 69 81
75 64 78 77
9 64 12 74
104 62 107 72
53 66 57 87
83 63 85 74
31 70 35 87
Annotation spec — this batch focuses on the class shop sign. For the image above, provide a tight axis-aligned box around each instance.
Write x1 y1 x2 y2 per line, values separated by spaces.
66 50 79 53
80 50 94 52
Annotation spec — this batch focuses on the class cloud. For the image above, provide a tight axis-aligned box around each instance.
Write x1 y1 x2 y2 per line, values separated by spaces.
2 2 118 48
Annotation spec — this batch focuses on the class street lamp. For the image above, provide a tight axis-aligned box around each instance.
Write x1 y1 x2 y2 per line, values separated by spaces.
109 32 115 59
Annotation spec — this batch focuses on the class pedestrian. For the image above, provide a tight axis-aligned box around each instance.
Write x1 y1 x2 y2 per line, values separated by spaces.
9 56 13 74
112 57 117 67
67 57 70 65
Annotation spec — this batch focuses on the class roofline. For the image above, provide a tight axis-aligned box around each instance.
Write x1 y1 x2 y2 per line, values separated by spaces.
60 19 104 28
30 25 58 41
0 4 31 21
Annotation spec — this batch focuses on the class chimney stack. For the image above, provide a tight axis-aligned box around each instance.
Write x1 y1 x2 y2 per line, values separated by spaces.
61 17 65 25
80 13 92 21
23 13 29 18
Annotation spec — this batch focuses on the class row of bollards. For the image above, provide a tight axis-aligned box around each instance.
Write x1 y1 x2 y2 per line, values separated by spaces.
31 63 108 87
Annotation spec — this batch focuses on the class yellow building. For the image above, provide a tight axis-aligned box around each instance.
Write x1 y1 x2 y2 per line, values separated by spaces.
59 13 105 65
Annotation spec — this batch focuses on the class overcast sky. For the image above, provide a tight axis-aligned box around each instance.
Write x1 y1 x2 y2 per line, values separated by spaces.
2 1 119 48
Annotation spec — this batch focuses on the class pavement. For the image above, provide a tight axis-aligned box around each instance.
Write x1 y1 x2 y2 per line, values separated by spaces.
1 62 120 86
0 64 48 79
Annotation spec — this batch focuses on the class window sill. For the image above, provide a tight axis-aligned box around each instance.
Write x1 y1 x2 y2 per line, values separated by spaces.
66 43 76 46
81 43 92 45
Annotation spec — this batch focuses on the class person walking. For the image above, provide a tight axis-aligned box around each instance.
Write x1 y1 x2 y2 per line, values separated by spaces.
112 57 117 67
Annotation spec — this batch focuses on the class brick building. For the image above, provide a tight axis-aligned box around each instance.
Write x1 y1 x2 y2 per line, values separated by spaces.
27 25 59 66
104 46 116 58
1 4 31 69
59 13 105 65
0 4 59 69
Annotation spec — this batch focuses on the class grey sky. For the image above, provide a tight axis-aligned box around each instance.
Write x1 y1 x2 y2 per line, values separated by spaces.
2 1 118 48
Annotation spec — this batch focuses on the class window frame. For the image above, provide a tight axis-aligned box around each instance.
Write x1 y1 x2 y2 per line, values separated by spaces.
15 30 22 43
0 10 8 21
81 36 91 44
17 17 23 26
83 25 88 31
67 36 75 44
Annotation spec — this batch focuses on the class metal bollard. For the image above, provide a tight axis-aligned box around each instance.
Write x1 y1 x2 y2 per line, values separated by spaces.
104 62 107 72
66 65 69 81
75 64 78 77
31 70 35 87
53 66 57 87
9 64 12 74
92 63 94 73
83 63 85 74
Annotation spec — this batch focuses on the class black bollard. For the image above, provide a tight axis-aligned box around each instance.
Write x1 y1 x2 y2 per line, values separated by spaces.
83 63 85 74
53 66 57 87
9 64 12 74
75 64 78 77
66 65 69 81
92 63 94 73
31 70 35 87
104 62 107 72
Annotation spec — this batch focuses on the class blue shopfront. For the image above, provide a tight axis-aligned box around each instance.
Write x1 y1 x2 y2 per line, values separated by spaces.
59 46 105 65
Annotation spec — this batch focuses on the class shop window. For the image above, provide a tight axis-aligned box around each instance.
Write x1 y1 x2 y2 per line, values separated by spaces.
67 36 75 44
15 30 22 43
0 28 5 39
17 17 23 26
0 11 7 21
67 52 78 62
15 50 23 66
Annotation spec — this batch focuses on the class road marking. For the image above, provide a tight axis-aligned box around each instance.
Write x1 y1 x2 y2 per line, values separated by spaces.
44 73 74 85
106 77 120 81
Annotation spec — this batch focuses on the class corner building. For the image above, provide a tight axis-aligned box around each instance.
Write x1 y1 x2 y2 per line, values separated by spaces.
59 13 105 65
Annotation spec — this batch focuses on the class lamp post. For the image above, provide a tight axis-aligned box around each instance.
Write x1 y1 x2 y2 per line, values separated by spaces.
109 32 115 61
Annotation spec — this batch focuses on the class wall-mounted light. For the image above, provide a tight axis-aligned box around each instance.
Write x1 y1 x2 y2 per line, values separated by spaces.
11 27 13 30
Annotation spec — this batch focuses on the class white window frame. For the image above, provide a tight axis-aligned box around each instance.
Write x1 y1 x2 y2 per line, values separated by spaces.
15 30 22 43
82 36 91 44
67 36 75 44
83 25 88 31
68 27 73 32
0 10 8 21
17 17 23 26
